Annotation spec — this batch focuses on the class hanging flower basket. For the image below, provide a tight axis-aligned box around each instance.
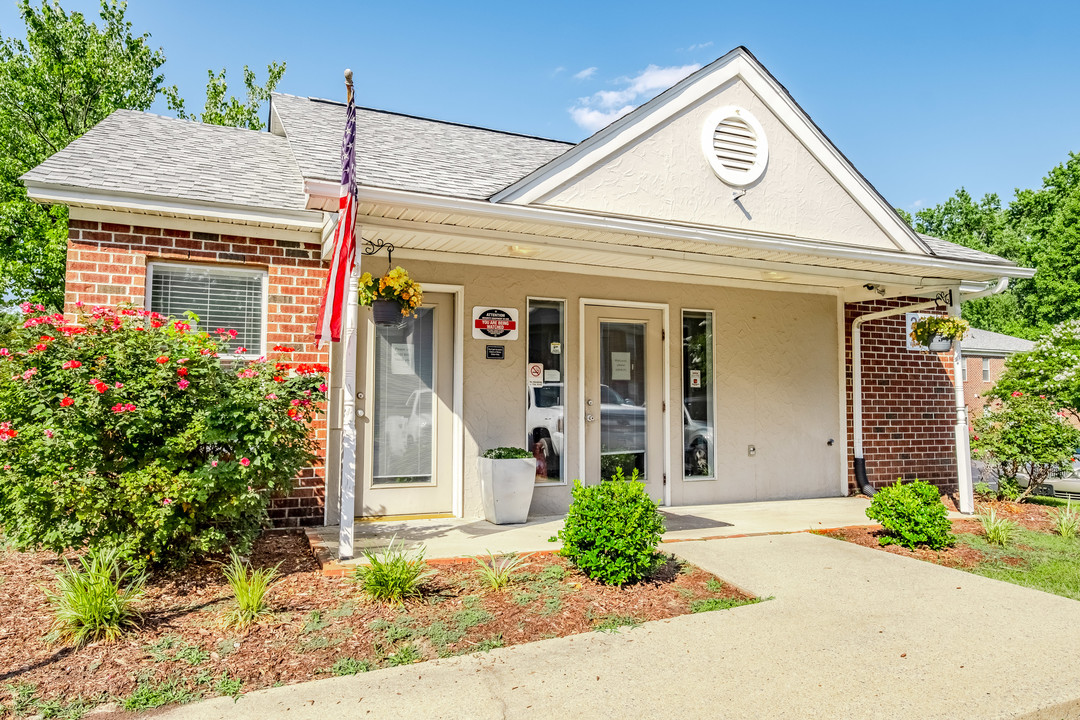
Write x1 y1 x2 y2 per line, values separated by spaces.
358 267 423 326
910 315 969 353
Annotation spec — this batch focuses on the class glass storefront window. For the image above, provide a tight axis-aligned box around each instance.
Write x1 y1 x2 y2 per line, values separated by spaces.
683 311 715 479
527 299 564 483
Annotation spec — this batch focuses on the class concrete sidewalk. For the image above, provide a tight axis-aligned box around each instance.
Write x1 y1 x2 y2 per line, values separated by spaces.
310 496 909 565
159 533 1080 719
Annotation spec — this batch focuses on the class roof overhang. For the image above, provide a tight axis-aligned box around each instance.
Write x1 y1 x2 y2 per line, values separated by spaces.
25 181 326 237
340 186 1033 293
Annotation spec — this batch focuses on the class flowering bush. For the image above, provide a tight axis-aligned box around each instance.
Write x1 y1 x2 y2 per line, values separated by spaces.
357 266 423 317
971 391 1080 502
0 303 327 569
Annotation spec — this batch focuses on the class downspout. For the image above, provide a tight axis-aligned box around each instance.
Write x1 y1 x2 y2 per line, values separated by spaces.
850 278 1008 502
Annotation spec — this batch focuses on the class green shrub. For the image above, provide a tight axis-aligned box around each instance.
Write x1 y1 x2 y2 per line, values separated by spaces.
557 467 665 585
865 479 955 550
481 447 531 459
0 304 326 569
44 547 146 646
353 538 435 605
978 508 1018 547
221 550 279 630
329 657 371 676
1050 501 1079 539
469 550 532 590
972 392 1080 503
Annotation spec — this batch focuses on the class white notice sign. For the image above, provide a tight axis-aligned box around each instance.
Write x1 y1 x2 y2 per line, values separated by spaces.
611 352 632 381
690 369 701 388
527 362 544 387
390 344 413 375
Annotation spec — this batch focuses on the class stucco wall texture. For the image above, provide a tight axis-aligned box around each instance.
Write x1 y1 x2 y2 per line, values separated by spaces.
352 258 845 518
540 78 899 251
844 299 958 495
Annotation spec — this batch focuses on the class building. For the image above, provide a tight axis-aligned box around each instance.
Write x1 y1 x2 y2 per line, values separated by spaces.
960 328 1035 419
21 47 1033 525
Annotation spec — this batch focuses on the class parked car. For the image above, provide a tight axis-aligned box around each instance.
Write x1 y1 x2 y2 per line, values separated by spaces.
527 383 565 479
1016 452 1080 501
683 405 713 476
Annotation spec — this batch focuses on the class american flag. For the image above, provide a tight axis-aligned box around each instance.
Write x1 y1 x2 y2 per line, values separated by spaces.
314 80 358 347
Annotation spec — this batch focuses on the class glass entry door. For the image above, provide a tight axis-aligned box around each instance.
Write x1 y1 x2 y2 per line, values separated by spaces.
583 304 665 502
356 292 455 517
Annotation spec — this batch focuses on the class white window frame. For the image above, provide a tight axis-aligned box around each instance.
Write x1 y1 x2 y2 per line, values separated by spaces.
982 357 991 383
681 308 718 482
527 296 568 486
146 261 269 360
961 359 967 383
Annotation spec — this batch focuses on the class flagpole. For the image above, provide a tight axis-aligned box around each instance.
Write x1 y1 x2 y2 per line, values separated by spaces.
338 68 358 561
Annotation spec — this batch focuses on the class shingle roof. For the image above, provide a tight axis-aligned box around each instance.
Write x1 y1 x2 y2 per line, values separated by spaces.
918 234 1015 266
269 93 573 200
22 110 307 212
961 328 1035 355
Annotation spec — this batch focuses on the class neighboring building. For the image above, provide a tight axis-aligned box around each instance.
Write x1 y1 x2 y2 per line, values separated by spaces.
960 328 1035 418
21 47 1033 526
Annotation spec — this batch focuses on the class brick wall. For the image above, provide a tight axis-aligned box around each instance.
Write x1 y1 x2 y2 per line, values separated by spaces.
845 299 959 495
961 355 1007 420
66 219 329 527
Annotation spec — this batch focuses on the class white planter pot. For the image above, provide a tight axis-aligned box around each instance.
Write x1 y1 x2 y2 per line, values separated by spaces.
478 456 536 525
927 334 954 353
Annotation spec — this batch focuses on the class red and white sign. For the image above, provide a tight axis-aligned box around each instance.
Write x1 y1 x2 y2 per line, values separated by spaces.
527 362 543 387
472 307 519 340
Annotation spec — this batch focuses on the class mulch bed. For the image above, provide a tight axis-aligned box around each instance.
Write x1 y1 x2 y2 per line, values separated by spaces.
822 499 1058 569
0 533 753 711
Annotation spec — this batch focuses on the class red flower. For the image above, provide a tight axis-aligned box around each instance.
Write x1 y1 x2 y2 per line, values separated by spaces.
1011 391 1023 397
62 360 82 370
156 356 169 364
272 345 296 353
151 320 163 328
91 380 108 394
273 376 284 383
177 367 188 376
59 396 74 407
239 457 250 467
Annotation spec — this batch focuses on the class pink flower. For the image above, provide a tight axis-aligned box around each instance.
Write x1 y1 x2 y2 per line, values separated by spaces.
265 393 277 400
44 429 53 439
318 383 328 393
228 329 238 339
240 457 250 467
114 382 123 389
0 349 10 357
162 498 171 506
21 368 37 381
211 460 218 467
237 346 247 354
124 403 136 412
177 379 190 390
290 398 301 406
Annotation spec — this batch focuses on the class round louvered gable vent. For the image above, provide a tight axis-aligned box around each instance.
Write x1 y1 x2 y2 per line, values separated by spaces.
701 107 769 186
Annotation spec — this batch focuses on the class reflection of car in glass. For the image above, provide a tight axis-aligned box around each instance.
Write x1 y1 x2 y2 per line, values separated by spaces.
599 384 646 454
1016 452 1080 500
404 389 432 450
527 384 565 473
683 405 712 476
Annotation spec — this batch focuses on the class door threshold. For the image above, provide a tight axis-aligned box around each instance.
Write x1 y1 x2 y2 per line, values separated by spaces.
355 512 456 523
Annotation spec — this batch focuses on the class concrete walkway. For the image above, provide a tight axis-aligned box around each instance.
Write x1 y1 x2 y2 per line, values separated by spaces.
311 496 900 565
159 533 1080 720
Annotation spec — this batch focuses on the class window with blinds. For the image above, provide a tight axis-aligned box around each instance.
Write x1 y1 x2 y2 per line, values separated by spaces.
148 263 266 356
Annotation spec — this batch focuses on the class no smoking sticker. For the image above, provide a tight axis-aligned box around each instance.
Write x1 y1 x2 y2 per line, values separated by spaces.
527 362 543 387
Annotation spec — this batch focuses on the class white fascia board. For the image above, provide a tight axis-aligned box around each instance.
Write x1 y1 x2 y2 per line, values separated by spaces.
489 48 928 255
24 181 325 232
354 185 1036 281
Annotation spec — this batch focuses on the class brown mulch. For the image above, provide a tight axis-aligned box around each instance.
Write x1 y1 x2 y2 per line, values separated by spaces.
822 499 1058 569
0 533 752 710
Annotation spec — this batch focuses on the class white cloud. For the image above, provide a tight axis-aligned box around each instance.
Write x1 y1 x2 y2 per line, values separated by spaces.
568 63 701 133
573 66 597 80
908 199 925 210
685 41 713 52
551 66 566 77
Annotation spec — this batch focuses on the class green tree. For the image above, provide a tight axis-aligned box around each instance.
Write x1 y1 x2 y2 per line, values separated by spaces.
165 62 285 132
0 0 166 307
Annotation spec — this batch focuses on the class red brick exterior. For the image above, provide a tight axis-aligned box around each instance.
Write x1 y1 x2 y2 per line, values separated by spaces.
845 299 959 495
65 219 329 527
961 355 1007 420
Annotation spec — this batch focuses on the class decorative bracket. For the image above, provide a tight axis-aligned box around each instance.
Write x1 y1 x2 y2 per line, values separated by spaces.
364 238 395 270
934 289 954 308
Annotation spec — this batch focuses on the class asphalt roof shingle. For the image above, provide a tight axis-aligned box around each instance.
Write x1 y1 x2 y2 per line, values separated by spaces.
22 111 307 212
918 234 1015 266
961 328 1035 355
269 93 573 200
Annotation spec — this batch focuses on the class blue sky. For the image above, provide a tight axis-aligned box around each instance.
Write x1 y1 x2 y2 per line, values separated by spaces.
2 0 1078 212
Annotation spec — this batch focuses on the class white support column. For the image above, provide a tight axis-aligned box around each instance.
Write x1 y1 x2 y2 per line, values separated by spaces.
950 288 975 514
338 264 361 560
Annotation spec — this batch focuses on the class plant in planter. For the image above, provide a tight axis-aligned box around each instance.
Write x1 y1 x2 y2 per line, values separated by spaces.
478 447 536 525
910 315 969 352
357 266 423 325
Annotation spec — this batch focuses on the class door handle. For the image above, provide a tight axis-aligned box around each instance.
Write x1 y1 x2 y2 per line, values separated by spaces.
586 414 595 422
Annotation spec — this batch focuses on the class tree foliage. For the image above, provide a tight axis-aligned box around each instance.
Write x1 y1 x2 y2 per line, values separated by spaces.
164 62 285 131
0 1 285 306
991 320 1080 420
0 0 165 307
